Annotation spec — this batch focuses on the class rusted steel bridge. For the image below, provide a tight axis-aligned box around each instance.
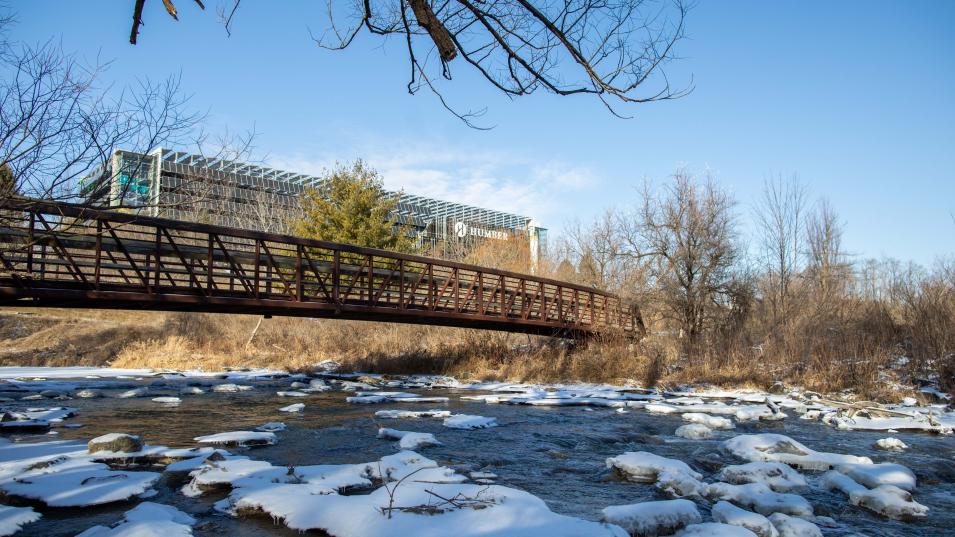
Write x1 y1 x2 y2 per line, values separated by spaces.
0 199 642 337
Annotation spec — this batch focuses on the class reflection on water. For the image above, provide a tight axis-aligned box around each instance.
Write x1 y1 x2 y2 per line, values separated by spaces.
3 377 954 537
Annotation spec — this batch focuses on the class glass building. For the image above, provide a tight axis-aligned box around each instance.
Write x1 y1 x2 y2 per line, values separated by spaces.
80 148 547 259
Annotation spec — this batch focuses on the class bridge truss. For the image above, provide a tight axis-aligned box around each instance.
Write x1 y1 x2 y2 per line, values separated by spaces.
0 199 643 338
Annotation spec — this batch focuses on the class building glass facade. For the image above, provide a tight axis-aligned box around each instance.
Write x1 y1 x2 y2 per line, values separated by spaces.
81 148 547 259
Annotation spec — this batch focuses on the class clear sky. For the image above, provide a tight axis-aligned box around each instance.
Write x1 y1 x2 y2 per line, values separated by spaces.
9 1 955 266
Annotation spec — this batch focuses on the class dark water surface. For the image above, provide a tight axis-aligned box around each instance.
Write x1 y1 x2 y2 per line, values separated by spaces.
3 376 954 536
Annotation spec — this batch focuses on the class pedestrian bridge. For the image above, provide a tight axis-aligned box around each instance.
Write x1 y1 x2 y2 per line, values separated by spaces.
0 199 643 338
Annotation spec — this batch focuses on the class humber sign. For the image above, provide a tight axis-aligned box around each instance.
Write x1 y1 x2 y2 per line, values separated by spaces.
454 221 510 241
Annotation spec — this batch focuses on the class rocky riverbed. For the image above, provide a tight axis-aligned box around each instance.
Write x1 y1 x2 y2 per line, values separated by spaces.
0 366 952 536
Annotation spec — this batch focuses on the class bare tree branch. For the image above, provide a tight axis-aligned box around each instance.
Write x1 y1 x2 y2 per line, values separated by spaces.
124 1 693 126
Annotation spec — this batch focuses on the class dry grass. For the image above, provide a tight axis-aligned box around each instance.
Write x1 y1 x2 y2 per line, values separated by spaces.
0 300 941 404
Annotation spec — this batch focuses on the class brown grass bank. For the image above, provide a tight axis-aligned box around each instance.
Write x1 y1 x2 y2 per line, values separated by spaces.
0 307 931 403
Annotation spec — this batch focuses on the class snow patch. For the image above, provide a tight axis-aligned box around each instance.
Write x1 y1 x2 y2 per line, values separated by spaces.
377 428 441 450
76 502 195 537
601 499 701 536
194 431 277 447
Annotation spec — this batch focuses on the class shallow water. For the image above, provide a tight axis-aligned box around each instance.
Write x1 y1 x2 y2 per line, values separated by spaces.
3 376 954 536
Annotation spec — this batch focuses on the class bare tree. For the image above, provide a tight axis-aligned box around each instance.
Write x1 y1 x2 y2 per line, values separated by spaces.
0 21 200 204
0 13 256 211
125 0 692 125
753 174 808 322
563 208 631 291
622 171 739 345
805 198 850 300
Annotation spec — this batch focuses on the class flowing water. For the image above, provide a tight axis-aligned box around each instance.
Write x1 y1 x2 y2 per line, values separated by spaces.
3 376 954 536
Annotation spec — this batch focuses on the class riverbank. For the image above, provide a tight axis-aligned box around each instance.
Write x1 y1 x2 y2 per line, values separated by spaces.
0 367 953 536
0 308 945 404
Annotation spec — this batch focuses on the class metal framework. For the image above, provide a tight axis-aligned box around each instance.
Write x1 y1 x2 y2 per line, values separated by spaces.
0 199 641 337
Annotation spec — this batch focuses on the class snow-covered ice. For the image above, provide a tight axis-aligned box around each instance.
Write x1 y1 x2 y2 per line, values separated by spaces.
347 391 450 404
442 414 497 429
682 412 734 430
0 505 40 537
705 482 814 518
0 367 155 379
766 513 822 537
675 423 713 439
211 383 253 393
607 452 702 483
820 471 928 519
717 462 807 492
722 434 871 470
75 502 195 537
607 452 705 497
194 431 277 447
377 428 441 449
674 522 758 536
711 501 778 537
375 409 451 419
874 437 908 451
183 449 627 537
255 422 287 432
836 462 916 491
116 387 149 398
601 499 701 536
279 403 304 412
0 458 160 507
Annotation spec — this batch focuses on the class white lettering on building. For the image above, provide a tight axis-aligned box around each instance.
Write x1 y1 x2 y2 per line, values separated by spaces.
453 221 509 241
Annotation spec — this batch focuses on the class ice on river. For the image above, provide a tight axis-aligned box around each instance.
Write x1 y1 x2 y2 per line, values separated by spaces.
347 391 450 404
279 403 304 412
716 462 807 492
675 423 713 439
766 513 822 537
442 414 497 429
0 505 40 537
607 451 705 497
722 433 871 470
607 451 702 483
193 431 277 447
705 482 814 518
711 501 778 537
377 428 441 449
0 367 154 379
682 412 735 430
76 502 196 537
184 448 626 537
601 499 701 536
828 411 955 434
0 457 160 507
835 462 917 491
374 409 451 419
821 471 928 520
255 422 286 432
874 437 908 451
674 522 759 536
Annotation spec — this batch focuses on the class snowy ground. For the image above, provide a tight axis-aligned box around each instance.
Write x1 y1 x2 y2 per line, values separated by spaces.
0 367 952 536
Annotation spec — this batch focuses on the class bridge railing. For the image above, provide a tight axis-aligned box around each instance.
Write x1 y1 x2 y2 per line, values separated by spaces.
0 198 642 336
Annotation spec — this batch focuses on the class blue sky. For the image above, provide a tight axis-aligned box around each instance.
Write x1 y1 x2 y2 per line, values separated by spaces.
9 1 955 265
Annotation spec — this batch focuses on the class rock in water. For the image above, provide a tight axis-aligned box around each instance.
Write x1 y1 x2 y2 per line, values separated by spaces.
88 433 144 454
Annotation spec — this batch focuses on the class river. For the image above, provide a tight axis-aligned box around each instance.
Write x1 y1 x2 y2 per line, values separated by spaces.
2 374 953 536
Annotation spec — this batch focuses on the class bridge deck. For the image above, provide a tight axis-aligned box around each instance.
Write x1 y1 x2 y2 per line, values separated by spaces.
0 200 642 337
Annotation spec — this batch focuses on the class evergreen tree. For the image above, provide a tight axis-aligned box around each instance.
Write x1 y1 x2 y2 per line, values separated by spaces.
291 161 416 253
0 163 16 198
